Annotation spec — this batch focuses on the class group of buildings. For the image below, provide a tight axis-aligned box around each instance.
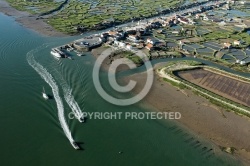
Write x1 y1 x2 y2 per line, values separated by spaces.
70 0 250 66
92 1 226 52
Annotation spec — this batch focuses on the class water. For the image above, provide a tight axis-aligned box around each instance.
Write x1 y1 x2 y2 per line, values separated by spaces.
0 12 244 165
27 52 74 143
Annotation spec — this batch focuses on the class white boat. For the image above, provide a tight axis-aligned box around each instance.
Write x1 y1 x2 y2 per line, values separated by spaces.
78 116 84 123
77 53 82 56
51 49 61 58
67 56 73 60
71 141 80 150
42 87 49 100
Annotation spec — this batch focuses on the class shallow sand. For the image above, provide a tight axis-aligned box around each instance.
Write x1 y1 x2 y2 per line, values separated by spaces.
3 0 250 164
0 0 66 37
122 62 250 165
92 47 250 164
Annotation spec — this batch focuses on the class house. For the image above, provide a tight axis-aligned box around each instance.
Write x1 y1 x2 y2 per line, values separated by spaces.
126 44 132 50
223 42 232 49
203 16 209 21
234 40 241 46
108 30 118 36
188 18 195 25
240 1 250 5
173 19 178 25
101 32 109 38
119 42 126 48
146 38 156 45
127 34 140 42
240 61 246 65
218 21 226 26
125 29 136 35
177 17 189 24
172 31 179 34
114 40 126 48
141 28 149 35
227 0 235 4
99 37 106 42
150 21 162 28
179 40 185 45
157 29 164 34
145 43 154 50
195 14 201 19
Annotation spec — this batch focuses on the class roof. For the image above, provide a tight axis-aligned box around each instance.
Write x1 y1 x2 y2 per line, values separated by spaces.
178 17 189 23
223 42 231 47
146 43 154 48
108 31 118 36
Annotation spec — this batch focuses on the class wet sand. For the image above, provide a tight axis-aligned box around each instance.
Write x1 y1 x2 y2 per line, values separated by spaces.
121 62 250 165
90 46 250 164
3 0 250 164
0 0 66 37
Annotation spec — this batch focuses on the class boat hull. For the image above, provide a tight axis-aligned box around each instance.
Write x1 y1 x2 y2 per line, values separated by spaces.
42 93 49 100
50 50 61 58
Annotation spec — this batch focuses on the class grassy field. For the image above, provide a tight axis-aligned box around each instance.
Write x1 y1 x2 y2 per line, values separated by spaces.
48 0 184 33
6 0 62 14
6 0 183 34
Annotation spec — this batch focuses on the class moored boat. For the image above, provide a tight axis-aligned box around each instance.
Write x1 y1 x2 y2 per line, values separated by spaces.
77 52 84 56
51 49 61 58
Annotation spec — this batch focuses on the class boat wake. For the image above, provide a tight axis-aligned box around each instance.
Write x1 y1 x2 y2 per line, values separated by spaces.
62 84 84 123
27 50 75 146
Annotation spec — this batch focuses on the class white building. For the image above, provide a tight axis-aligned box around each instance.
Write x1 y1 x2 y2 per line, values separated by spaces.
126 44 132 50
146 38 155 45
240 61 246 65
234 40 241 46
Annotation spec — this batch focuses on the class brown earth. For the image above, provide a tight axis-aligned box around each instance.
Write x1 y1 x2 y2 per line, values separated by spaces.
0 0 66 37
176 68 250 107
121 63 250 165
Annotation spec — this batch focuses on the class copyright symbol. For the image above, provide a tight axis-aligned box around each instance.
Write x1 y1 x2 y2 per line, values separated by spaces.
93 48 153 106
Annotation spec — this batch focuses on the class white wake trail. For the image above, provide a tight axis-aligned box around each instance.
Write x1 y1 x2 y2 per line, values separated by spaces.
27 52 75 144
62 85 84 122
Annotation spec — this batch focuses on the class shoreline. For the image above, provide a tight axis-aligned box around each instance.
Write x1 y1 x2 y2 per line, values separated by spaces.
0 0 221 38
121 63 250 165
0 0 67 37
91 46 250 164
2 0 250 164
82 44 250 164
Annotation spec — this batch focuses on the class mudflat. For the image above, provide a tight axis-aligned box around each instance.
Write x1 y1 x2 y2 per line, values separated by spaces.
0 0 66 37
175 68 250 107
121 63 250 165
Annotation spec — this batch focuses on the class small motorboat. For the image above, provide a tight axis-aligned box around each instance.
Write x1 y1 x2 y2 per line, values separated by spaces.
71 141 80 150
77 52 85 56
42 87 49 100
79 116 84 123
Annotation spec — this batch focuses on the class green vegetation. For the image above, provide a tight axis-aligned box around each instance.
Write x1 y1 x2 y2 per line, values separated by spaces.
160 61 250 117
163 78 186 89
7 0 184 34
203 31 231 40
125 52 144 66
164 60 203 68
6 0 62 14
